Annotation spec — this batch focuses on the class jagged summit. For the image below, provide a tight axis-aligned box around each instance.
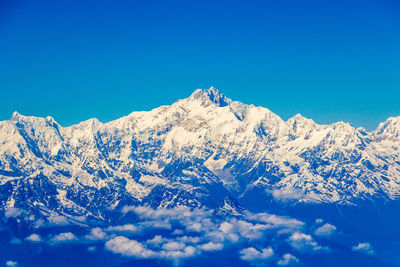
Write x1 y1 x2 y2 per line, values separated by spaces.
289 113 308 121
189 86 232 107
10 111 21 121
374 116 400 138
286 113 318 133
10 111 48 124
286 113 314 126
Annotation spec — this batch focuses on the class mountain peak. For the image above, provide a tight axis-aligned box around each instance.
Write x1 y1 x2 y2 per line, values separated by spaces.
287 113 316 126
189 87 232 107
10 111 21 121
289 113 308 121
375 116 400 137
286 113 319 134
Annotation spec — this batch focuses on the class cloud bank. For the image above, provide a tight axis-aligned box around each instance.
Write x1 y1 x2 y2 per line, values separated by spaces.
11 205 370 266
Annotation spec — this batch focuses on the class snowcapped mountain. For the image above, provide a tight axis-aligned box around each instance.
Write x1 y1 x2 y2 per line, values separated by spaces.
1 87 400 220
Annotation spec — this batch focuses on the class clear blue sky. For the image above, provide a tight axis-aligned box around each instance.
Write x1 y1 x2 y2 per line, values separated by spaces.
1 0 399 130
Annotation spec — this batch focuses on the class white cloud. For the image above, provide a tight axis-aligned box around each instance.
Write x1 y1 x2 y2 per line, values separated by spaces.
159 246 197 259
244 212 304 231
126 206 197 219
271 188 303 202
121 206 136 214
235 220 270 240
34 219 45 228
288 232 329 253
5 208 22 218
71 215 87 223
146 235 171 246
315 218 323 224
106 235 198 260
25 233 42 242
85 227 107 241
352 242 375 255
186 222 203 232
219 222 234 233
277 254 300 266
105 236 156 258
140 220 172 230
105 224 139 235
206 229 239 243
162 241 186 251
314 223 336 237
87 246 97 252
5 260 18 267
177 236 200 244
198 242 223 251
172 229 184 235
50 232 78 244
240 247 274 261
215 218 281 243
125 206 212 226
49 215 69 226
133 206 214 234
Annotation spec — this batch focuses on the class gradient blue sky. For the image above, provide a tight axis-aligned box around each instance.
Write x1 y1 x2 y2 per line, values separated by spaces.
1 0 399 130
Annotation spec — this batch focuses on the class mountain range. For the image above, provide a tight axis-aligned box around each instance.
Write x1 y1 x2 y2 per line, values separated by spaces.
1 87 400 223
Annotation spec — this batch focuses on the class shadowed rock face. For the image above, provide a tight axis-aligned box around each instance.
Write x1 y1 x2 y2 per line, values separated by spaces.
1 87 400 221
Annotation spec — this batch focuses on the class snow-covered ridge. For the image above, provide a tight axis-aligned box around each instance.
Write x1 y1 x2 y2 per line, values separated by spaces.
1 87 400 219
